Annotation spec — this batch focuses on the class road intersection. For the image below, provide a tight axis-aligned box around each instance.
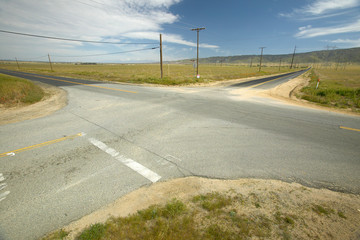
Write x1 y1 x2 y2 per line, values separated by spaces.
0 69 359 239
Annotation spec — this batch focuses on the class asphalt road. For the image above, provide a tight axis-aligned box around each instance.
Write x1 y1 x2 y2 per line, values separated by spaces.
0 69 359 240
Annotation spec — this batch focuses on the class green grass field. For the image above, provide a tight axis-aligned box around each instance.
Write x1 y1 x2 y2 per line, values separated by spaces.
0 73 44 106
0 61 301 85
298 65 360 112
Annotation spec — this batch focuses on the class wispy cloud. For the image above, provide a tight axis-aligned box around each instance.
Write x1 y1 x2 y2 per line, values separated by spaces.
280 0 360 18
279 0 360 39
0 0 180 38
122 31 218 48
302 0 360 15
295 19 360 38
0 0 217 62
328 38 360 47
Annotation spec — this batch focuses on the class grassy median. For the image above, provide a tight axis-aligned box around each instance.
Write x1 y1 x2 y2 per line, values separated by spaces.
298 66 360 112
0 73 44 107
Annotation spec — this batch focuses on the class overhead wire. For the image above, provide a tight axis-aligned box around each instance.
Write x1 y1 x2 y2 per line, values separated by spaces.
53 47 159 58
72 0 111 11
16 55 48 60
0 29 158 45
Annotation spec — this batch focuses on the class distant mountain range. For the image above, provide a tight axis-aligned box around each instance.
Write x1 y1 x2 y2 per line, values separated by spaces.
177 47 360 65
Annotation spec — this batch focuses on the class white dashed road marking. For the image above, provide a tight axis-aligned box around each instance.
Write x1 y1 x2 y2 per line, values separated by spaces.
88 138 161 183
0 173 9 202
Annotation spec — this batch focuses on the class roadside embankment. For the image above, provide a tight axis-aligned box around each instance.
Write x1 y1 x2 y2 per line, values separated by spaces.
0 73 45 106
42 177 360 240
0 74 67 125
261 68 360 115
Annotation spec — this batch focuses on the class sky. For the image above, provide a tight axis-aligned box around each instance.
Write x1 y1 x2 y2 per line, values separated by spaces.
0 0 360 63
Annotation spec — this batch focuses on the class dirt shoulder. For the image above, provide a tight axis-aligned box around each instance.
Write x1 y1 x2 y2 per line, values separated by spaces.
0 81 67 125
258 74 360 116
51 177 360 240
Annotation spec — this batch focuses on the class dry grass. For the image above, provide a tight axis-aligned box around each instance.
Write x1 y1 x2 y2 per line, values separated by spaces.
0 73 44 107
42 189 360 240
0 61 301 85
297 66 360 112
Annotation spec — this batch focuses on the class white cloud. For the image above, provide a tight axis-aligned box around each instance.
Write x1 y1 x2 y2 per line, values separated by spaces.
0 0 178 39
122 31 218 48
280 0 360 19
295 19 360 38
298 25 312 31
328 38 360 47
283 0 360 39
0 0 217 62
303 0 360 15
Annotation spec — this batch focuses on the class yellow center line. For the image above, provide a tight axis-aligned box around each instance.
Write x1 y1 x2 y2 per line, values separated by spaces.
340 126 360 132
20 72 137 94
0 133 83 158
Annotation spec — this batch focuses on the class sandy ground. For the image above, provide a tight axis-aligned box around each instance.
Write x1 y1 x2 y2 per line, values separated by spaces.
57 177 360 240
0 81 67 125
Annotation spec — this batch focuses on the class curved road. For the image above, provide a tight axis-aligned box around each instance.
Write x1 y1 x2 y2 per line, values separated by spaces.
0 69 359 239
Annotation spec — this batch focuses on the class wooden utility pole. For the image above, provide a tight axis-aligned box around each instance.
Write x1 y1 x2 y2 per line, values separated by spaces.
48 53 53 71
279 58 282 71
160 34 163 79
15 57 20 70
259 47 266 72
290 46 296 69
191 27 205 77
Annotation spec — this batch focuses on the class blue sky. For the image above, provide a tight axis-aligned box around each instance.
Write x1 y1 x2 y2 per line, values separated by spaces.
0 0 360 62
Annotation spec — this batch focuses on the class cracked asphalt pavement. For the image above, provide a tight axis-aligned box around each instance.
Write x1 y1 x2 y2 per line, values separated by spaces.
0 69 359 240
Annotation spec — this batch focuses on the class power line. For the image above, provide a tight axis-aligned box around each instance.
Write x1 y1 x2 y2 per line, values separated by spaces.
53 47 159 58
16 55 48 61
73 0 111 10
177 20 197 29
86 0 108 6
0 29 157 45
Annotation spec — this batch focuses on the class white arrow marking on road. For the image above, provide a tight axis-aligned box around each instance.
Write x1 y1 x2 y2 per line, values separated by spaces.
88 138 161 183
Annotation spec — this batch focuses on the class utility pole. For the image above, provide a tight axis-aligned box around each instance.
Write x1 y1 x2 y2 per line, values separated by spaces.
160 34 163 79
191 27 205 77
15 57 20 70
259 47 266 72
278 58 282 71
48 53 53 71
290 46 296 69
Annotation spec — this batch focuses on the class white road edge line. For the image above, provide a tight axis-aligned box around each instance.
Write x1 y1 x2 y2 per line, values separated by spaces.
88 138 161 183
